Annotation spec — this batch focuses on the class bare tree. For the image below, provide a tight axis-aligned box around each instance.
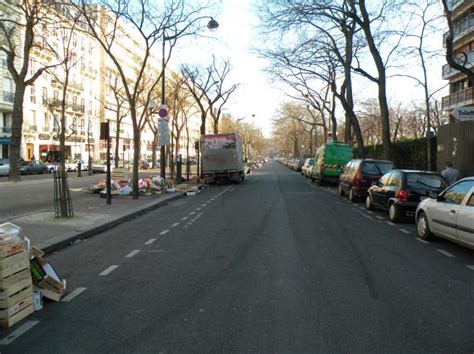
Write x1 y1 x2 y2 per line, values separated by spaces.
0 0 63 181
75 0 215 198
181 56 239 135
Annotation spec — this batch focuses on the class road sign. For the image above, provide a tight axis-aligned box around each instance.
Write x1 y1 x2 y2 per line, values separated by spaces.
452 106 474 121
158 119 169 145
158 104 168 119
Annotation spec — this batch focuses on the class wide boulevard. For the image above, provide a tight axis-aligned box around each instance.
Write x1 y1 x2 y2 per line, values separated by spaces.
4 161 474 353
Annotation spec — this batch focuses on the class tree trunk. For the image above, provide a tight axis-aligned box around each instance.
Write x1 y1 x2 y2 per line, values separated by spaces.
59 72 71 217
8 84 26 182
114 118 120 168
151 133 158 169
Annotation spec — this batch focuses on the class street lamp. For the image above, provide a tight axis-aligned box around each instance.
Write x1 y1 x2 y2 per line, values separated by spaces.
160 17 219 180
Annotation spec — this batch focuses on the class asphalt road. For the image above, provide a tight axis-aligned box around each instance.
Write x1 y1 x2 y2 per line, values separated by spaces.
3 161 474 353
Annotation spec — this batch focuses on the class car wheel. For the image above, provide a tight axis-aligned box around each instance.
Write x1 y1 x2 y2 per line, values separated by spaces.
338 184 345 196
365 194 374 210
417 212 433 240
388 203 404 223
348 187 356 202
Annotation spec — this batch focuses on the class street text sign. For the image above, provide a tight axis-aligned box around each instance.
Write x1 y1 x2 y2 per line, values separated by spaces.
452 106 474 121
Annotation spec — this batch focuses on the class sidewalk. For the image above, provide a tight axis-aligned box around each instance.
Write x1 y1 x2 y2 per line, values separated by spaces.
5 190 186 254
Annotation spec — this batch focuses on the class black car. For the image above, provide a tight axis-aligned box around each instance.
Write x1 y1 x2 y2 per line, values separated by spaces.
365 170 447 222
20 160 49 175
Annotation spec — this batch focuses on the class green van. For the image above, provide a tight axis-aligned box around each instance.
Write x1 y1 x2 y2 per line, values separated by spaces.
310 142 353 184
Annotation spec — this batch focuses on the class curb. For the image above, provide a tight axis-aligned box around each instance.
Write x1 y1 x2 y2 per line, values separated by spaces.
42 192 186 255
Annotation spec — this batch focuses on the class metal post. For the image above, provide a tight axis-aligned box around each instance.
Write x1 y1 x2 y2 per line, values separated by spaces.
160 35 167 180
105 122 111 205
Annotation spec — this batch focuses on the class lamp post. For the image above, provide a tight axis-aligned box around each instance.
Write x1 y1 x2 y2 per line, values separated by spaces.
160 17 219 180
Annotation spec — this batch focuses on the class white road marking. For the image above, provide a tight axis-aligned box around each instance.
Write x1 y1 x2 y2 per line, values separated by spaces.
416 238 430 244
171 222 180 227
465 265 474 271
196 207 201 211
61 287 87 302
386 221 396 226
181 216 189 221
160 229 170 235
0 321 40 345
189 211 196 215
201 204 207 207
125 250 141 258
399 228 410 234
144 238 156 245
375 215 384 220
437 249 455 258
367 211 374 214
99 265 119 276
361 214 373 220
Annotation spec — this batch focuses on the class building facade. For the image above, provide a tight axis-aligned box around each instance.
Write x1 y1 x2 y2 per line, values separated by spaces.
441 0 474 114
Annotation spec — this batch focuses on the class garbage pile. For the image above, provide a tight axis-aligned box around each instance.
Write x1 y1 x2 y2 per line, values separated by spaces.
0 222 66 328
87 176 172 196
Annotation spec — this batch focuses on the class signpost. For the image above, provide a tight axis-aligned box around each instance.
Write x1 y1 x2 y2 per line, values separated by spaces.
157 104 169 179
452 106 474 121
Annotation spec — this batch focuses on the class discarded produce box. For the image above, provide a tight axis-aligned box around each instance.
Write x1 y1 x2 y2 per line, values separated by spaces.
0 223 34 328
30 251 66 302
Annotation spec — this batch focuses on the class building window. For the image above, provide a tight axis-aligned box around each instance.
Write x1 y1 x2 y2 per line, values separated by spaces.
30 85 36 103
42 87 48 105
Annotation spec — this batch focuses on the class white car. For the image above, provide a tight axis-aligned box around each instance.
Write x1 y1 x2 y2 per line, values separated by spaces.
0 159 9 176
301 158 315 178
92 160 114 173
416 177 474 250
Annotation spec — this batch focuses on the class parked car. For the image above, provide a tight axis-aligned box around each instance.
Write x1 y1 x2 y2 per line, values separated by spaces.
311 142 352 184
295 158 305 172
0 159 9 176
46 163 58 173
91 160 114 173
141 160 150 170
365 170 448 223
339 159 394 201
415 177 474 249
20 160 48 175
65 160 88 172
302 158 315 177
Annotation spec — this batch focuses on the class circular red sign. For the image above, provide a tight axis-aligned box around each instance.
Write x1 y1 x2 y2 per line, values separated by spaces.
158 108 168 118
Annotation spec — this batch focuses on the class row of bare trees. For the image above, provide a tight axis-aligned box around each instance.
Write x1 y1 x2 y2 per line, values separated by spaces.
0 0 239 207
257 0 468 165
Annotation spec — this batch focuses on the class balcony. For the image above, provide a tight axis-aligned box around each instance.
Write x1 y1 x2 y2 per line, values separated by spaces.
71 104 85 113
442 51 474 79
2 91 14 103
442 87 474 110
69 81 84 91
443 14 474 47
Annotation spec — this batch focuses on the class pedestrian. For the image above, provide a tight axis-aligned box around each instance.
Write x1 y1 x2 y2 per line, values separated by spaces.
77 160 82 177
441 161 459 185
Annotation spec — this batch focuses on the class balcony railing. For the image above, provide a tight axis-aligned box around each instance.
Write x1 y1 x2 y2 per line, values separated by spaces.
72 104 85 113
442 51 474 79
3 91 14 103
69 81 83 91
442 87 474 109
443 14 474 45
0 127 12 134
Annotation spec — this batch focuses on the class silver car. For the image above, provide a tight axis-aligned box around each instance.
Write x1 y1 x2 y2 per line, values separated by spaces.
0 159 9 176
415 177 474 250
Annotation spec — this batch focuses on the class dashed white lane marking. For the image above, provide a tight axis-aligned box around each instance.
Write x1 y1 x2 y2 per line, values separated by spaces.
0 320 40 345
466 265 474 271
160 229 170 235
437 249 455 258
62 287 87 302
416 238 430 244
99 265 119 276
171 222 180 227
125 250 141 258
196 207 202 211
399 228 410 234
201 204 207 207
361 213 373 220
145 238 156 245
367 211 374 214
189 211 196 215
386 221 396 226
182 216 189 221
375 215 384 220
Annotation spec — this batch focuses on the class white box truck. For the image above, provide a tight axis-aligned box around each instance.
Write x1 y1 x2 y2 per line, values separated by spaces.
201 133 245 184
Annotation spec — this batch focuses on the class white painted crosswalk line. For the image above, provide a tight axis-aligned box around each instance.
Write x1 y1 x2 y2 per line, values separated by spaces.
99 265 119 276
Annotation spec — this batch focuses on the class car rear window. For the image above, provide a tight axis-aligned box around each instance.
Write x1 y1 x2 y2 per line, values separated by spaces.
361 162 393 175
407 173 446 190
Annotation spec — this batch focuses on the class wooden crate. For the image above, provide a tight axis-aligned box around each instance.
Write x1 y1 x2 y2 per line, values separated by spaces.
0 250 29 270
0 268 31 289
0 241 27 259
0 296 32 319
0 252 30 280
0 279 32 308
0 303 34 329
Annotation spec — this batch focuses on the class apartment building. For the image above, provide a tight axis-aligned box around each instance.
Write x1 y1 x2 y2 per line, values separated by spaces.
1 3 202 164
441 0 474 114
